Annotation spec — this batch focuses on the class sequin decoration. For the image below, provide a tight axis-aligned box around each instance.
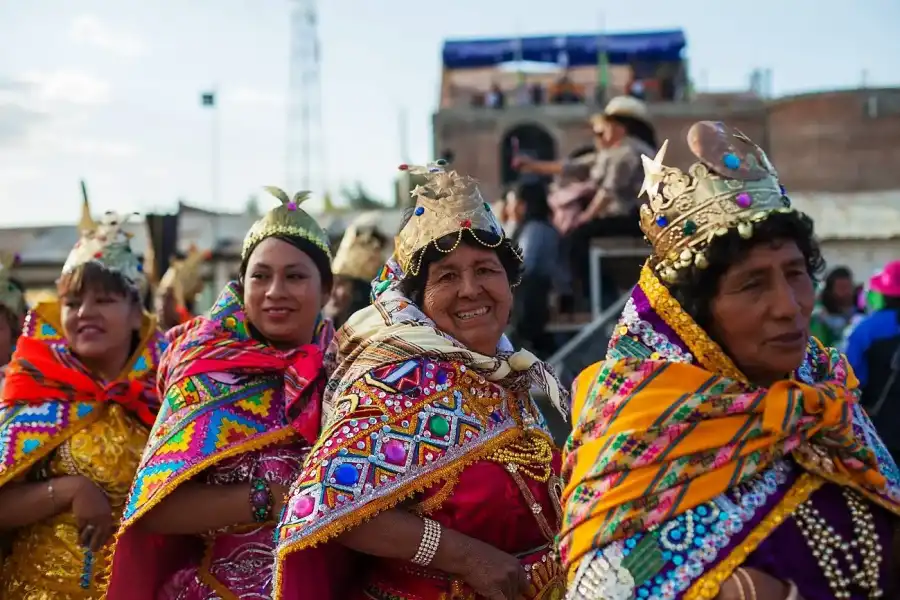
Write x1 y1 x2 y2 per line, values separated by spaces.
276 359 525 553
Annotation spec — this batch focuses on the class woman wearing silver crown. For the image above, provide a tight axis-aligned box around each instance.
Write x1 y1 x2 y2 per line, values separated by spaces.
561 122 899 600
274 161 568 599
0 196 166 599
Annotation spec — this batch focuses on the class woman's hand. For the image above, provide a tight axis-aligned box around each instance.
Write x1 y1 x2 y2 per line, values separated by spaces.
456 537 529 600
70 477 114 552
717 567 801 600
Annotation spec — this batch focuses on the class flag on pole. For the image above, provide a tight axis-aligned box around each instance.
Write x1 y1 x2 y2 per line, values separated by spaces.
201 92 216 107
596 14 609 105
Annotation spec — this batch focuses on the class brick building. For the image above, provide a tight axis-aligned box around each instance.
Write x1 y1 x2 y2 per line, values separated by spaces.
433 87 900 198
432 86 900 280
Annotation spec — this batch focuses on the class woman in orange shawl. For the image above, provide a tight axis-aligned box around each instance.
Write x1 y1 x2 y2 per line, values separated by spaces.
561 122 899 599
0 206 165 599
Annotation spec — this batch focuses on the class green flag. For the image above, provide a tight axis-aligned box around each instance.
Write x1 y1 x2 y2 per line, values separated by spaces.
201 92 215 107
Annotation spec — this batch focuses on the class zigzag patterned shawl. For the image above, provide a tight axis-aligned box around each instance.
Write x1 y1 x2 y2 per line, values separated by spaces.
119 281 333 528
560 264 900 599
0 301 164 488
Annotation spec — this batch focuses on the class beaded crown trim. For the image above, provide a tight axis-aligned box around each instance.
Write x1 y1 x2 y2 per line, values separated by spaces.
395 161 519 276
639 121 798 283
241 187 332 261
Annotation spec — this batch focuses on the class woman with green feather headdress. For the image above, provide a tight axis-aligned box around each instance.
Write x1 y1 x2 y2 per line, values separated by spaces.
109 187 350 598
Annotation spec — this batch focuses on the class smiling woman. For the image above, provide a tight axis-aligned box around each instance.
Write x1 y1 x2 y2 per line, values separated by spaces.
108 187 344 599
273 161 568 600
0 204 164 600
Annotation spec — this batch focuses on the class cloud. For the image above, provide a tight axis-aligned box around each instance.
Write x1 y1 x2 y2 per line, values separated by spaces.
69 15 147 58
31 132 137 158
0 104 46 146
18 70 112 106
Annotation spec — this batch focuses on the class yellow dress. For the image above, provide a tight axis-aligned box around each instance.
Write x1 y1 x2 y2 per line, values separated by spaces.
1 404 148 599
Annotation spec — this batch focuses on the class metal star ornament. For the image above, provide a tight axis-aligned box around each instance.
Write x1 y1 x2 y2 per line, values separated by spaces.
639 139 669 199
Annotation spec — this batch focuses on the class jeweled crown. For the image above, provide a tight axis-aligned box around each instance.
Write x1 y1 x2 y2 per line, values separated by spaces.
0 253 26 318
62 182 146 293
332 224 387 282
242 187 332 261
158 245 211 307
639 121 795 283
396 160 509 275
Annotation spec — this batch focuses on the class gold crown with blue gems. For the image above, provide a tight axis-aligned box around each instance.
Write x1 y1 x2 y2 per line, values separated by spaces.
396 160 516 275
241 187 332 261
639 121 796 283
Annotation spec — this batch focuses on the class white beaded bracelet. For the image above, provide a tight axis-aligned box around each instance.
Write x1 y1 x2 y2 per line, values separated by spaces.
411 517 442 567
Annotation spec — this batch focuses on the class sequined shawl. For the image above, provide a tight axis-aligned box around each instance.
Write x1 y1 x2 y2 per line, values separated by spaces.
0 301 165 487
560 264 900 597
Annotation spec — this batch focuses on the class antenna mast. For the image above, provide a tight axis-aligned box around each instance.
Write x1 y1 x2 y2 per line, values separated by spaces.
286 0 324 194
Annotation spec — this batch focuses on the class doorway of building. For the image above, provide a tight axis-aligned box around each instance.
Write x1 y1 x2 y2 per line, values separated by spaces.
500 124 556 186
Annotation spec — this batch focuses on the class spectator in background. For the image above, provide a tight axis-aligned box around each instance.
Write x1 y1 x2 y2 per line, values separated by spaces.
563 96 657 309
486 82 505 108
810 266 858 347
325 224 388 328
844 260 900 462
507 181 560 356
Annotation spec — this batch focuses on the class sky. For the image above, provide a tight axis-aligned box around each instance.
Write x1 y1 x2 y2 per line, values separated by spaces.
1 0 899 226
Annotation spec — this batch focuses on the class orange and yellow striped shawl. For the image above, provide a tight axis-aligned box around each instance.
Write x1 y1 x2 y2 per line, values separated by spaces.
560 264 900 597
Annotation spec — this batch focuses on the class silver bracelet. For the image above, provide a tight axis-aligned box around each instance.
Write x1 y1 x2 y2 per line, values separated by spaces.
784 581 799 600
411 517 442 567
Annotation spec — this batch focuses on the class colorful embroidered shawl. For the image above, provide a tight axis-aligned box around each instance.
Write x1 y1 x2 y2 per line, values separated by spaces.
119 281 333 528
108 281 334 599
560 264 900 597
0 301 164 488
274 255 566 597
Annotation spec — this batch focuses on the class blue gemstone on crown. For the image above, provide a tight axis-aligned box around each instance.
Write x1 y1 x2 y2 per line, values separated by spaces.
414 206 424 216
655 215 668 227
723 153 741 169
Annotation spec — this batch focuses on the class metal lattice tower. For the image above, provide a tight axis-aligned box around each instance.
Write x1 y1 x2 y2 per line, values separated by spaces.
286 0 323 195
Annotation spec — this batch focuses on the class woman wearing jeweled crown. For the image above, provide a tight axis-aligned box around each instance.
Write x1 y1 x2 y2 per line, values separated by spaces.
0 253 27 390
273 161 568 600
0 193 166 599
154 245 212 331
560 122 900 600
324 218 389 328
107 188 348 599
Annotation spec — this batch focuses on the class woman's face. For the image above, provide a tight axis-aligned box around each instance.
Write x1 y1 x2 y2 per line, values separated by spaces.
62 286 142 365
421 244 513 356
243 237 327 349
0 310 14 365
708 239 815 386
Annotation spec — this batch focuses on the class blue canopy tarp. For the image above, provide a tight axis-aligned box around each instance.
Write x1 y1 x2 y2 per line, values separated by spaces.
442 30 685 70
